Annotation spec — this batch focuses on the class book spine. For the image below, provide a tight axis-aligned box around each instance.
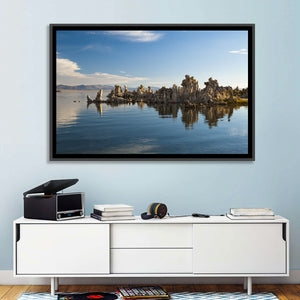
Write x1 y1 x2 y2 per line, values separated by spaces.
230 208 274 216
93 206 134 212
90 213 102 220
226 213 275 219
93 209 133 217
93 209 103 216
91 214 135 221
232 212 275 216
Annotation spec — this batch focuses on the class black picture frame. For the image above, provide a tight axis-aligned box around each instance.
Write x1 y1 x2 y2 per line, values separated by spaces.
50 24 254 161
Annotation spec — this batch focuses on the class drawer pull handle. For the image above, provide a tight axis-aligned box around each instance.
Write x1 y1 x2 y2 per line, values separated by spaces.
282 223 286 241
16 224 20 242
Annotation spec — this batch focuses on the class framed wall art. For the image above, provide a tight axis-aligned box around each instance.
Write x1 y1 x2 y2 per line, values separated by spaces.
50 24 254 160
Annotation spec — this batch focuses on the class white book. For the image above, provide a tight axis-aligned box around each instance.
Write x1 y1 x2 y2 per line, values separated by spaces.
227 213 275 220
230 208 274 216
93 209 133 217
93 204 134 212
90 213 136 221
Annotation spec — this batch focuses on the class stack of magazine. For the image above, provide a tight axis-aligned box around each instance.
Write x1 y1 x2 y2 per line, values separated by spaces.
226 208 275 220
117 286 170 300
91 204 135 221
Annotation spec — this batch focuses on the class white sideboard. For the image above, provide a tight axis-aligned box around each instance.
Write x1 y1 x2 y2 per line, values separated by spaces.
13 216 289 295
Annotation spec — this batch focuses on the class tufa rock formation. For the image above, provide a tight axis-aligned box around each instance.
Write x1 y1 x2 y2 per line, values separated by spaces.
198 77 233 104
89 76 248 106
87 89 103 103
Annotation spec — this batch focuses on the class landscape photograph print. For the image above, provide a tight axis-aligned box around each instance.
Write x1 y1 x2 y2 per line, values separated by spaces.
51 24 254 160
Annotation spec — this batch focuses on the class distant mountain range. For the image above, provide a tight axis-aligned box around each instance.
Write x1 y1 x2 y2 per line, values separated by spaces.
57 84 114 91
56 84 160 91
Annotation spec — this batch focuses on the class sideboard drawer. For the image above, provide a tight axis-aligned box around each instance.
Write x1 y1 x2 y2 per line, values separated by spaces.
111 224 192 248
111 249 193 273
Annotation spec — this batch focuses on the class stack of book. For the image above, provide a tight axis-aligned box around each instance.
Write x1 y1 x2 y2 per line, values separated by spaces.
226 208 275 220
117 286 170 300
90 204 135 221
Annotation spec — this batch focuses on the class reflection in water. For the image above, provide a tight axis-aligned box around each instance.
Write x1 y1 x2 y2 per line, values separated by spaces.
198 105 235 129
180 105 238 129
86 100 245 130
57 97 84 127
87 101 245 129
87 102 104 116
181 106 199 129
147 103 179 119
138 102 146 110
57 92 248 155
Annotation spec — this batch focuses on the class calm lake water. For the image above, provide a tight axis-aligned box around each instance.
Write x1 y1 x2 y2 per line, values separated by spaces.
56 91 248 154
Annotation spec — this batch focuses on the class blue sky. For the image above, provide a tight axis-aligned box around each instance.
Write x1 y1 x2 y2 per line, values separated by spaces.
56 30 248 88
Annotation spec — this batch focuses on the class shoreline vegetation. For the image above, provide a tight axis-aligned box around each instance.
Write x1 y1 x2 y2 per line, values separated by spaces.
86 75 248 108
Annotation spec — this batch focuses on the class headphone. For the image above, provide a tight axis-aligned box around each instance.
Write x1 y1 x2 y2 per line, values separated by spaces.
141 203 168 220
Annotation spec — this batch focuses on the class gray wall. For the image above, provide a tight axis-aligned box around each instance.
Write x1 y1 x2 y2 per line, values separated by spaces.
0 0 299 271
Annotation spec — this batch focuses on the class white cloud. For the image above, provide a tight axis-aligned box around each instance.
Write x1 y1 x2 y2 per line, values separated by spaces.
57 58 85 77
120 70 126 73
230 128 247 136
80 44 112 52
105 31 163 42
229 49 248 55
81 45 94 51
56 58 148 86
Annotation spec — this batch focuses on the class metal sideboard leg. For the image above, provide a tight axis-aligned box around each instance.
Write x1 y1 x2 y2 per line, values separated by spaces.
243 277 247 290
247 276 252 295
54 277 59 291
51 277 55 296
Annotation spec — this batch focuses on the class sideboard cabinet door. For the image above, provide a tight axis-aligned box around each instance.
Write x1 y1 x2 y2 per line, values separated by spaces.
193 223 286 274
16 224 109 275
